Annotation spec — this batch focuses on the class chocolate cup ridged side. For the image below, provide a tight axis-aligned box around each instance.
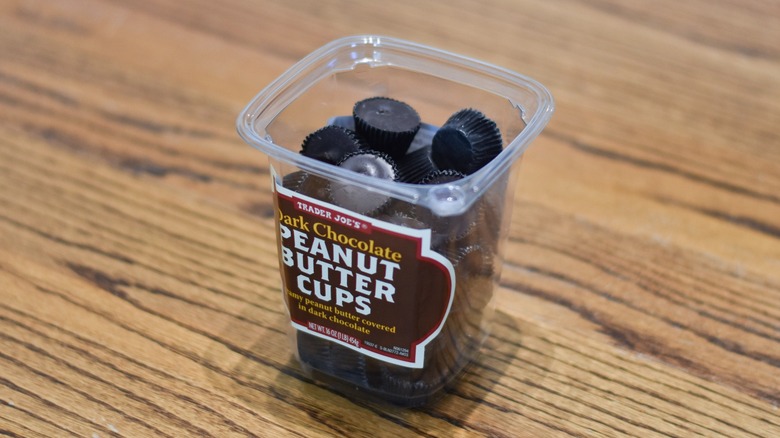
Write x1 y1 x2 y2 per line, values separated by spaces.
336 150 399 177
380 372 437 400
453 208 495 253
451 109 503 174
281 170 309 192
469 142 503 174
432 109 503 175
468 182 506 252
396 145 436 183
300 125 364 164
297 331 334 374
418 169 466 185
430 128 473 174
298 332 373 387
450 112 500 143
329 344 372 387
380 348 449 399
355 120 419 160
281 170 331 202
299 173 332 203
450 243 495 278
353 97 421 160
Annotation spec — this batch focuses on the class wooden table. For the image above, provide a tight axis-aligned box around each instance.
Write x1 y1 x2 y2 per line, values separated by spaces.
1 0 778 436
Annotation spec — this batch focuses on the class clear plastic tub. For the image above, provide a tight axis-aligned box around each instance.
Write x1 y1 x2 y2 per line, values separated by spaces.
237 35 553 406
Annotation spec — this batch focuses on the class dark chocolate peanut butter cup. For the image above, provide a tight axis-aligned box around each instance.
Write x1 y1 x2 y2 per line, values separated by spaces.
301 125 363 164
281 171 331 202
328 150 398 215
431 109 502 175
281 170 308 191
396 145 436 184
353 97 421 160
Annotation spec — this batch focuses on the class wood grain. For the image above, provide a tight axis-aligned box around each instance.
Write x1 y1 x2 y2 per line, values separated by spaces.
0 0 778 436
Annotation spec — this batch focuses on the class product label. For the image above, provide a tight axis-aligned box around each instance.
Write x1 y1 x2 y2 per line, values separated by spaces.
273 175 455 368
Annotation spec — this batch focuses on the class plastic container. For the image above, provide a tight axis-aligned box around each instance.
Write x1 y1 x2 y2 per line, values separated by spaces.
237 35 553 406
